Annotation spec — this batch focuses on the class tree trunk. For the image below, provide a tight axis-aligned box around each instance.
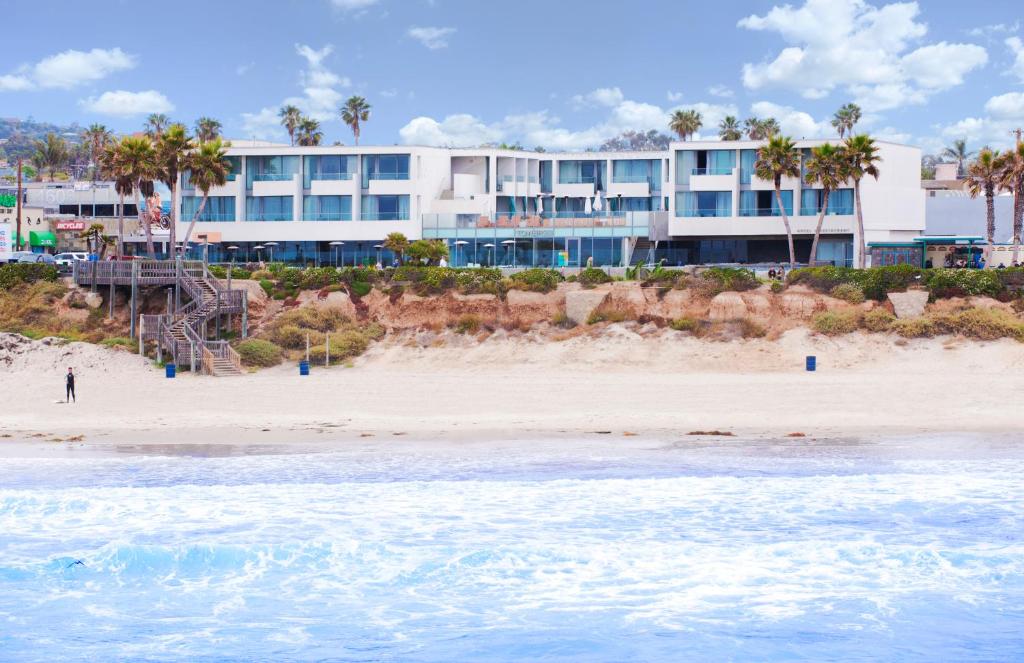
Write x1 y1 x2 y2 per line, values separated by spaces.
775 185 796 268
854 179 866 268
808 189 830 266
1013 178 1024 266
117 192 125 258
986 184 995 246
180 193 209 251
169 181 177 260
136 181 154 258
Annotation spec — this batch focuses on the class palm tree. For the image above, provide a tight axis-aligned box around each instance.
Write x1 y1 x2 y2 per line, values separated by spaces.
278 105 302 146
668 109 702 141
194 117 222 143
179 138 230 251
803 143 847 265
115 136 159 257
754 135 801 268
80 223 114 260
942 139 975 178
33 133 69 180
718 116 742 141
383 232 409 265
831 103 862 139
99 142 134 257
145 113 170 138
997 142 1024 265
82 124 111 182
842 135 882 268
965 149 1001 249
296 117 323 146
340 96 371 145
156 124 195 257
745 117 780 141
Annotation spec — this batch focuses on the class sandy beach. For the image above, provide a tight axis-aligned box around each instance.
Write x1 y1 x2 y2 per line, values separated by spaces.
2 327 1023 452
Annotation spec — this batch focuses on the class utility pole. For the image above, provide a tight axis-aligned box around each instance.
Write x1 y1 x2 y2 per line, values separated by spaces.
15 158 23 251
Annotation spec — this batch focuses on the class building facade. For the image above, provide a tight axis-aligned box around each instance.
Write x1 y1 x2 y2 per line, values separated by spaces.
156 140 923 267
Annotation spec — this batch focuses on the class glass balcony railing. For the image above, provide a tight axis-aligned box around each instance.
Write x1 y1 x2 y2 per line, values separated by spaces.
360 213 409 221
691 168 734 176
191 213 236 221
247 214 292 222
611 175 652 184
366 172 410 181
800 206 854 216
304 212 353 221
680 209 732 217
740 208 790 217
310 172 354 181
558 176 597 184
250 173 294 182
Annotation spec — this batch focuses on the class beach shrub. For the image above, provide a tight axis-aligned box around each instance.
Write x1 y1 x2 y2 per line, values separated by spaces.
508 268 563 293
453 314 481 334
702 267 759 292
268 324 324 349
829 283 865 304
811 310 862 335
259 279 274 296
578 267 612 288
770 281 784 294
207 265 252 280
891 317 935 338
788 265 922 300
349 280 372 297
861 308 896 332
0 263 59 289
551 310 575 329
931 307 1024 341
739 318 767 338
670 316 699 332
300 267 340 290
276 307 350 333
924 269 1002 298
100 336 136 351
251 269 273 280
587 303 630 325
235 339 282 367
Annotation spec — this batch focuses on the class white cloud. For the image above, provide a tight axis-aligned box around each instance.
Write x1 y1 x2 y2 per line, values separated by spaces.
407 26 456 50
968 22 1020 38
241 107 283 140
750 101 834 138
939 91 1024 149
1008 37 1024 83
329 0 379 11
398 89 737 149
79 90 174 117
380 88 398 98
666 90 683 102
707 85 735 98
0 47 135 92
236 62 254 76
985 91 1024 118
738 0 988 110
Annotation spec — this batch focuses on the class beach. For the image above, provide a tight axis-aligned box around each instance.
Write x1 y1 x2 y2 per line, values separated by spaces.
3 328 1024 451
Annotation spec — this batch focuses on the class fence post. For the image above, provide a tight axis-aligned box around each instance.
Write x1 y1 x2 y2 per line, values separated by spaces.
130 260 138 339
190 341 196 374
326 334 330 367
242 291 248 338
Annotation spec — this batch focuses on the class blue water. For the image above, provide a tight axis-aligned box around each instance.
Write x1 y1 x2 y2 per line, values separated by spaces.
1 438 1023 661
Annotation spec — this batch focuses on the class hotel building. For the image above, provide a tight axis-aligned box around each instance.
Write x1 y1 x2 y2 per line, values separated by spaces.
161 139 924 267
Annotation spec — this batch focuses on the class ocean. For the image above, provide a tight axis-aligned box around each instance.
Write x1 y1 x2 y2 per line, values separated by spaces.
1 436 1022 661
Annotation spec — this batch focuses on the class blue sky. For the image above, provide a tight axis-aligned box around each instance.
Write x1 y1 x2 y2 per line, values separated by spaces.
2 0 1023 153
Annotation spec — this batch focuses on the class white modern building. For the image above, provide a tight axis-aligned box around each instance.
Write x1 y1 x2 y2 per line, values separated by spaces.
167 140 924 267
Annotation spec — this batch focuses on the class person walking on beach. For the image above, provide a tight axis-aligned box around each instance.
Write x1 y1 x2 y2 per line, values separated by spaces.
65 367 76 403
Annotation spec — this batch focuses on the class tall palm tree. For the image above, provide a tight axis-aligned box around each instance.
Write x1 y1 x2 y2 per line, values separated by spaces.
179 138 230 252
82 123 111 182
296 117 323 146
997 142 1024 265
754 135 801 268
278 105 302 146
831 103 862 139
99 141 134 257
383 232 409 265
115 136 159 257
669 109 703 141
145 113 170 138
33 133 69 180
803 143 847 265
942 139 975 178
194 117 222 143
718 116 742 141
156 124 195 257
965 149 1001 249
745 117 780 141
842 135 882 268
340 96 371 145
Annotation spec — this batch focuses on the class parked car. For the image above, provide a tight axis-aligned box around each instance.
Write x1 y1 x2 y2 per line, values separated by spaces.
54 252 89 267
107 255 140 261
15 253 56 264
7 251 39 264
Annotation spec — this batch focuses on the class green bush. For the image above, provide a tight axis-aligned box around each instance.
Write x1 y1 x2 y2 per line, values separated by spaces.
274 307 350 333
508 268 563 293
770 281 784 294
349 280 372 297
453 314 481 334
789 265 922 300
925 269 1002 298
390 266 505 297
268 324 323 349
931 307 1024 341
891 317 935 338
235 339 282 367
551 310 575 329
259 279 274 296
811 310 862 335
251 269 273 280
100 336 136 351
578 267 612 288
862 308 896 332
207 265 252 280
300 266 340 290
829 283 866 304
739 318 767 338
0 263 60 289
701 267 759 292
670 316 699 332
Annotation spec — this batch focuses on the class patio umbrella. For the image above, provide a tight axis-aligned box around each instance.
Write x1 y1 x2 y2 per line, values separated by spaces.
537 196 543 215
593 190 604 213
584 196 592 215
454 239 468 266
329 240 344 266
483 242 495 266
501 239 517 266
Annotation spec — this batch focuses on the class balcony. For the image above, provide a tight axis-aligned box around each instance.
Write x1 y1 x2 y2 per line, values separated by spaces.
799 205 854 216
608 175 651 198
251 175 298 197
688 168 736 191
309 176 358 196
365 173 412 195
303 212 353 222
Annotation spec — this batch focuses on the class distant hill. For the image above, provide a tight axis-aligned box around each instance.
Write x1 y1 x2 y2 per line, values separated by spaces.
0 117 84 163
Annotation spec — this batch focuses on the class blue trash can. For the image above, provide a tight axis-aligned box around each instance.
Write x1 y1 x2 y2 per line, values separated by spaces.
165 363 176 378
299 361 309 376
806 356 816 372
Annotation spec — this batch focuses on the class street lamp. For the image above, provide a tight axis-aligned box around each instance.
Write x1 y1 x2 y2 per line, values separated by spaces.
373 243 383 266
264 241 279 263
454 240 468 267
254 244 264 263
329 241 344 267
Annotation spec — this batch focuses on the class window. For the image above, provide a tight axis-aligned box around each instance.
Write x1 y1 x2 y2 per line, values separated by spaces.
558 160 605 188
245 196 292 221
360 195 409 220
676 191 732 217
303 155 355 188
183 196 235 221
361 154 410 187
302 195 352 221
800 188 854 216
246 156 298 187
740 190 794 217
740 150 756 185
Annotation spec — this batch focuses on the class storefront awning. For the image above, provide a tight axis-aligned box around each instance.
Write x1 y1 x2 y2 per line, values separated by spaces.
28 231 57 247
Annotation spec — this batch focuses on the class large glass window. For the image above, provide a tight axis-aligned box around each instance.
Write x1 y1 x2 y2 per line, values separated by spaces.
676 191 732 217
800 188 854 216
302 195 352 221
361 154 410 187
675 151 696 185
740 150 756 185
303 155 355 188
740 190 794 217
558 160 605 188
245 156 298 188
245 196 293 221
539 161 552 193
182 196 236 221
360 195 410 221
